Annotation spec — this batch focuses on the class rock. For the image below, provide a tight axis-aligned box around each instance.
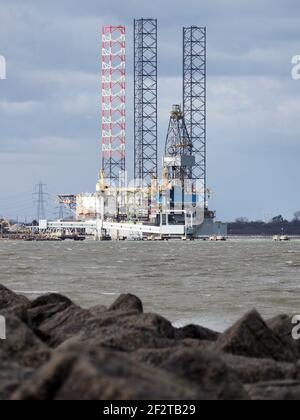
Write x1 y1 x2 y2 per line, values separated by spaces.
131 340 216 367
133 347 296 387
179 338 217 352
129 347 248 400
245 380 300 400
130 313 176 338
86 304 107 318
131 348 182 367
176 324 220 341
2 283 300 400
0 362 33 400
109 294 143 313
220 353 296 384
27 293 74 329
0 315 50 368
11 346 200 400
291 360 300 380
267 314 292 338
267 314 300 356
38 306 177 350
36 305 91 347
216 310 298 362
1 305 29 324
159 348 248 400
86 329 177 353
0 284 30 311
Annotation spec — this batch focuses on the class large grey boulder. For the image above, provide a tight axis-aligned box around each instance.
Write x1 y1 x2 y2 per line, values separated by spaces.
0 284 30 312
11 345 200 400
216 310 299 362
27 293 74 329
108 294 143 313
0 315 50 368
246 380 300 400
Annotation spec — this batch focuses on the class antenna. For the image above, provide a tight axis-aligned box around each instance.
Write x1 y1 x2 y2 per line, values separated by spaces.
101 25 126 185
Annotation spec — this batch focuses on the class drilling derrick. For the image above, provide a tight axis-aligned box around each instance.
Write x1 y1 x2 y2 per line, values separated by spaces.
164 105 194 181
101 25 126 185
164 105 195 211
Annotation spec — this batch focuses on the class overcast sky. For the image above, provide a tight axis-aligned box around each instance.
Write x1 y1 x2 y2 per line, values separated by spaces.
0 0 299 221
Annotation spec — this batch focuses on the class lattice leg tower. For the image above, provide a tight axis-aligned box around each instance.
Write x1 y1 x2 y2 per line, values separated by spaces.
183 26 207 205
134 18 158 185
102 25 126 185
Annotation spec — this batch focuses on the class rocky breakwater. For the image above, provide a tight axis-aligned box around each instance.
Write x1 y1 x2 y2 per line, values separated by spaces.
0 284 300 400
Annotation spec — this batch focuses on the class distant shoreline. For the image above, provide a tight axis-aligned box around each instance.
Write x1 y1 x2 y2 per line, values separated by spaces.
228 235 300 239
228 220 300 236
1 235 300 243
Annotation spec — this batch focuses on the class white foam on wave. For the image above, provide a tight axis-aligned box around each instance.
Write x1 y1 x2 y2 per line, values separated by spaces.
172 317 230 333
101 292 118 296
13 290 59 295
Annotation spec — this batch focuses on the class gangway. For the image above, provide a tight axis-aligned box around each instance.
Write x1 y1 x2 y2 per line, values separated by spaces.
39 211 190 239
